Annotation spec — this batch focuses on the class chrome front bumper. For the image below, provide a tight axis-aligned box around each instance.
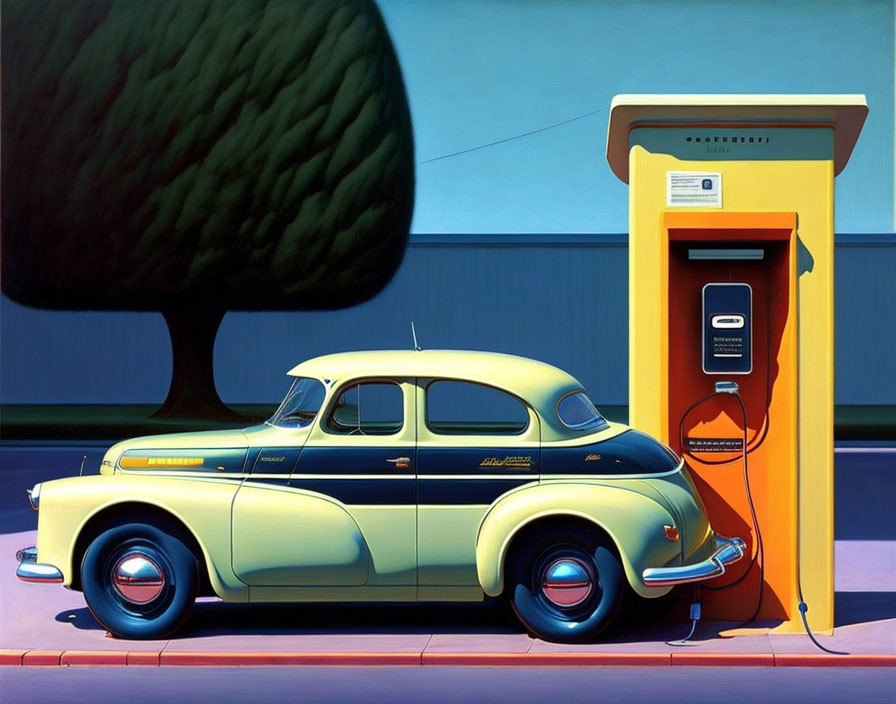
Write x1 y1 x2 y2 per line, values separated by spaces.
642 536 747 588
15 547 64 584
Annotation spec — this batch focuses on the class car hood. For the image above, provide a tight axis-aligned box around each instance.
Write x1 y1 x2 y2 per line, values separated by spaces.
101 428 251 475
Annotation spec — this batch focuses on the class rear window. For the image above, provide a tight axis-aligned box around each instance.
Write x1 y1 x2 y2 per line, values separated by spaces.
558 392 608 431
426 381 529 435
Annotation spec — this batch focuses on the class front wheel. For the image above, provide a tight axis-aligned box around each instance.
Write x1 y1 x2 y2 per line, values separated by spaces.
81 522 198 639
509 526 623 643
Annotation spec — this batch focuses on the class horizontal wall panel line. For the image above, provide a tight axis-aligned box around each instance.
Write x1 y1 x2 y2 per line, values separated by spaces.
409 233 896 247
409 234 628 247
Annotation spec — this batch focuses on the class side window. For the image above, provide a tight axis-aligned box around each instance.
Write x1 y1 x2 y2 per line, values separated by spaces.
327 381 403 435
426 381 529 435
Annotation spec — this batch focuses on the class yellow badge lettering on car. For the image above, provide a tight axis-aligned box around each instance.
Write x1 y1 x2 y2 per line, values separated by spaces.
479 456 533 468
119 457 205 468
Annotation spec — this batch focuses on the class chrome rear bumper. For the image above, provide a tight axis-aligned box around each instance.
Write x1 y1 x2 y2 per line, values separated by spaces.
642 536 747 587
16 546 63 583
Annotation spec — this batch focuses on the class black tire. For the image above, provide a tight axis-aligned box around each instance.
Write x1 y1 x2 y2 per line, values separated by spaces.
509 526 623 643
81 522 198 639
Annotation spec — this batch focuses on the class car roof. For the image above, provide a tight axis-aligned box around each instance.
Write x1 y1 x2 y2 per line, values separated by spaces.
287 349 582 409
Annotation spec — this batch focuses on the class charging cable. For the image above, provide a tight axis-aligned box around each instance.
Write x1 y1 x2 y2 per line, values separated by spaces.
796 599 847 655
666 585 702 646
681 381 846 652
795 438 848 654
678 381 765 626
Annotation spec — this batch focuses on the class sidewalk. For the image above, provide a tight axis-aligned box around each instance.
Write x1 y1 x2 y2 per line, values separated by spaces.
2 530 893 668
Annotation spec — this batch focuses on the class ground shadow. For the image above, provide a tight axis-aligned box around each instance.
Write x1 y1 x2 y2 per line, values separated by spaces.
834 452 896 540
54 589 703 643
834 591 896 627
55 589 894 641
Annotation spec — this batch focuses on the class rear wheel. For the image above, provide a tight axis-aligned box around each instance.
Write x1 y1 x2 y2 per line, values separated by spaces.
509 526 623 642
81 522 198 639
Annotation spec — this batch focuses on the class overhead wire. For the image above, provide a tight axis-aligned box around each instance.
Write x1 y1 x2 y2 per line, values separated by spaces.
416 107 608 165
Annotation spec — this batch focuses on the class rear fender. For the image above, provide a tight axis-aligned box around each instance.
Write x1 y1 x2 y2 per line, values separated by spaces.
475 482 679 598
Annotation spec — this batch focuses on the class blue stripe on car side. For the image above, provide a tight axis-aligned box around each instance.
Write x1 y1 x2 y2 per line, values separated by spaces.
252 448 301 474
244 447 263 472
295 446 415 476
540 429 678 475
416 447 539 475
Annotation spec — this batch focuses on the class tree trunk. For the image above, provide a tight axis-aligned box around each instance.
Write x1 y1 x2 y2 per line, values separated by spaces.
151 306 243 421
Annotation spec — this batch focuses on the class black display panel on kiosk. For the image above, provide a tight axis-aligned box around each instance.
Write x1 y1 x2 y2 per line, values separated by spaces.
702 283 752 374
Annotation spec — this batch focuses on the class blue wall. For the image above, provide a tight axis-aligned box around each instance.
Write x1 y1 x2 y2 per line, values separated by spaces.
2 0 895 407
3 236 895 406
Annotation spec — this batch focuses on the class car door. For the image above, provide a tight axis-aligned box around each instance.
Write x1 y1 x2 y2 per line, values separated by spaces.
231 378 416 588
415 378 541 590
290 378 417 586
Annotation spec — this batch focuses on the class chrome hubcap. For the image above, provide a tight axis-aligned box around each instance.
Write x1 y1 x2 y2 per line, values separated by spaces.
541 558 593 608
111 552 165 605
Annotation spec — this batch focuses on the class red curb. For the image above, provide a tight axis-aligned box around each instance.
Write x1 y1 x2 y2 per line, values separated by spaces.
159 651 423 667
671 653 775 667
423 652 672 667
127 651 162 666
60 651 129 667
774 654 896 668
22 651 62 666
3 649 895 668
0 650 27 666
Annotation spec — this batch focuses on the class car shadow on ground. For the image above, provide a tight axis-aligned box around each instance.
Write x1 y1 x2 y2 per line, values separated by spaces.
54 589 699 643
54 588 896 642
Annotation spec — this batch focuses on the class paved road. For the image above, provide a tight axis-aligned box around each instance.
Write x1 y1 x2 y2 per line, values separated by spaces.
2 665 895 704
0 443 110 533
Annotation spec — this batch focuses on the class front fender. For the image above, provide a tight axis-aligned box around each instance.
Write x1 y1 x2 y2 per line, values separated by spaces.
35 474 246 600
232 482 371 587
475 482 680 598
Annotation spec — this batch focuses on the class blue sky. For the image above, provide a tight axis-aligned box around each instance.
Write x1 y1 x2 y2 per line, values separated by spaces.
379 0 894 234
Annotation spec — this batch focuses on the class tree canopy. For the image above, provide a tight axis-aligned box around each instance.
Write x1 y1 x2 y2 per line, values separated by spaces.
2 0 415 418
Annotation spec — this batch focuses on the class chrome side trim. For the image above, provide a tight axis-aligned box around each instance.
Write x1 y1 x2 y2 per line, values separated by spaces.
420 475 537 481
642 536 746 587
15 547 64 584
539 466 682 481
118 470 249 479
253 473 538 480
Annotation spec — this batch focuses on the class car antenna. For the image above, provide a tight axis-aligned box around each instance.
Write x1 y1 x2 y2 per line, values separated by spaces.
411 321 422 351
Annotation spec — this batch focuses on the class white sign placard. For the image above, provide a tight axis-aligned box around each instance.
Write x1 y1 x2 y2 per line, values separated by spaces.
667 172 722 207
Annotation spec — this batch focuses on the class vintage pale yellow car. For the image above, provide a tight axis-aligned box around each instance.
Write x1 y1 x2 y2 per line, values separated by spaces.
16 350 744 642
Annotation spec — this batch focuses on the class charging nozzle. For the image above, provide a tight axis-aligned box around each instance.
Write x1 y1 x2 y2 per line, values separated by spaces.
715 380 740 395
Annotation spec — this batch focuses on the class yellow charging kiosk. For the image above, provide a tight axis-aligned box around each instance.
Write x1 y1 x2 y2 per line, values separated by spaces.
607 95 867 632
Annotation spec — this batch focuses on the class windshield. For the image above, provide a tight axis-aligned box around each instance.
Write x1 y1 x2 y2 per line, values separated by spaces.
557 391 609 432
267 377 326 428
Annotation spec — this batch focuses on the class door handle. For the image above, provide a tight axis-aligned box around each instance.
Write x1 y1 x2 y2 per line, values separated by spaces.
386 457 411 469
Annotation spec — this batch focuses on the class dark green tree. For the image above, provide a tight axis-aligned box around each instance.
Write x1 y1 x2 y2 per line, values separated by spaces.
1 0 414 419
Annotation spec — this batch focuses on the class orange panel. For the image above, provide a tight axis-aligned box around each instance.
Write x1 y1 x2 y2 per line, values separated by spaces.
665 213 797 622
